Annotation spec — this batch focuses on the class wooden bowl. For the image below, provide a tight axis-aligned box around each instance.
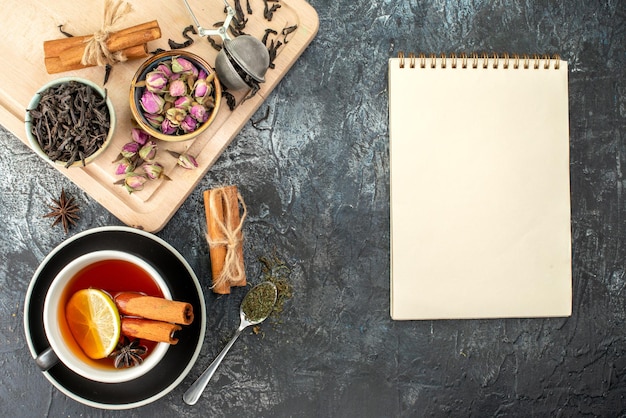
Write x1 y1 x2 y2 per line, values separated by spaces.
129 51 221 142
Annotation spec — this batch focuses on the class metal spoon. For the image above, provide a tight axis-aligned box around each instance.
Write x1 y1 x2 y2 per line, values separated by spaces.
183 281 277 405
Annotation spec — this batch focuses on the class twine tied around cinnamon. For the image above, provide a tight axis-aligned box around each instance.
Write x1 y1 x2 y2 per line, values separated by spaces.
206 190 248 290
81 0 132 67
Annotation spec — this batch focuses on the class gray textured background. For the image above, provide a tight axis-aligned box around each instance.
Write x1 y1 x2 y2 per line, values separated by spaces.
1 0 626 416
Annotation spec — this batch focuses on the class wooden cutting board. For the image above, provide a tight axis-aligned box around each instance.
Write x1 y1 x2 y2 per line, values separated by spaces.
0 0 318 231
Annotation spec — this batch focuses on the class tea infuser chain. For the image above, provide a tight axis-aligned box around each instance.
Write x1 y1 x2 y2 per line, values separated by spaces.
181 0 271 91
182 0 235 41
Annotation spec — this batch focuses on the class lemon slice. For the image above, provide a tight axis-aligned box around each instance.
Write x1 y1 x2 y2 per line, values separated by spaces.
65 288 121 359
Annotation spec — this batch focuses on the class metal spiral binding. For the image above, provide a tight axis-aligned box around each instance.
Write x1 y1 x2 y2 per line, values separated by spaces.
398 52 561 70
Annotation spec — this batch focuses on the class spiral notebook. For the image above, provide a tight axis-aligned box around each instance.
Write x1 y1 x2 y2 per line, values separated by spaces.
389 53 572 320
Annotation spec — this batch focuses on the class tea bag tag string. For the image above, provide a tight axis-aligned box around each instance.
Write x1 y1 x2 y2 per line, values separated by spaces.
182 0 234 41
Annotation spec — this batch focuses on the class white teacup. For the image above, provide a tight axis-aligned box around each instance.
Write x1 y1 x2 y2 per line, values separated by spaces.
37 250 170 383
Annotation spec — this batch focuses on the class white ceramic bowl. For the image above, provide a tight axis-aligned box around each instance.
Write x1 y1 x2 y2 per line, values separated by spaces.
43 250 170 383
25 77 116 167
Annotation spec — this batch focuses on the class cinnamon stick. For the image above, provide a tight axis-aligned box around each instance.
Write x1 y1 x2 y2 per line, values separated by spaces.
45 44 149 74
114 292 194 325
59 42 148 68
205 188 228 294
43 20 161 74
121 318 181 345
43 20 160 57
203 186 247 294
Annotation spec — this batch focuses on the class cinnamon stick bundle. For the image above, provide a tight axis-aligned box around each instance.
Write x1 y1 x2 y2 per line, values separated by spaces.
121 318 181 345
43 20 161 74
115 292 194 325
203 186 247 294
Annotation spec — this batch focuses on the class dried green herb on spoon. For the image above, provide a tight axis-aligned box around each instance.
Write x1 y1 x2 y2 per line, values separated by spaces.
183 281 277 405
241 280 277 321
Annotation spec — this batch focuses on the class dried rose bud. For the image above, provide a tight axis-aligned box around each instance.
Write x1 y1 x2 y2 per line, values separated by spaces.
169 79 187 97
181 115 198 133
140 90 165 114
171 56 195 74
193 79 208 97
193 79 213 104
145 70 168 93
131 127 150 145
142 162 170 180
143 112 164 129
155 62 173 78
198 69 208 80
185 73 197 92
166 107 186 126
161 118 177 135
115 158 135 175
189 104 209 123
174 96 193 111
179 153 198 169
139 140 158 160
121 141 140 159
124 172 147 193
167 150 198 169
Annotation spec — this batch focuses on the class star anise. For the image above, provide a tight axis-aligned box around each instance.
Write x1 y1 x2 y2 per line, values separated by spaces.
109 337 148 368
43 188 80 233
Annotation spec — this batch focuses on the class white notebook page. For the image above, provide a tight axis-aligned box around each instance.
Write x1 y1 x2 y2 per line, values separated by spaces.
389 56 572 320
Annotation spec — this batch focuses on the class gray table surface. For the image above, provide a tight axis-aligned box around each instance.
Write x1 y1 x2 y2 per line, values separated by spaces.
2 0 625 416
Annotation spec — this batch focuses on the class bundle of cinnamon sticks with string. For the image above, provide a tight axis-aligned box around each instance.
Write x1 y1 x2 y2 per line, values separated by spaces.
43 0 161 74
114 293 194 345
204 185 248 294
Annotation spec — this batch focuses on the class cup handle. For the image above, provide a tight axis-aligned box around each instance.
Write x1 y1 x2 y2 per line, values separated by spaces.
35 347 59 371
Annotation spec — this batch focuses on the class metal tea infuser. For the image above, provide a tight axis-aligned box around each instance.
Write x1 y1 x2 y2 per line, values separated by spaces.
182 0 270 90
